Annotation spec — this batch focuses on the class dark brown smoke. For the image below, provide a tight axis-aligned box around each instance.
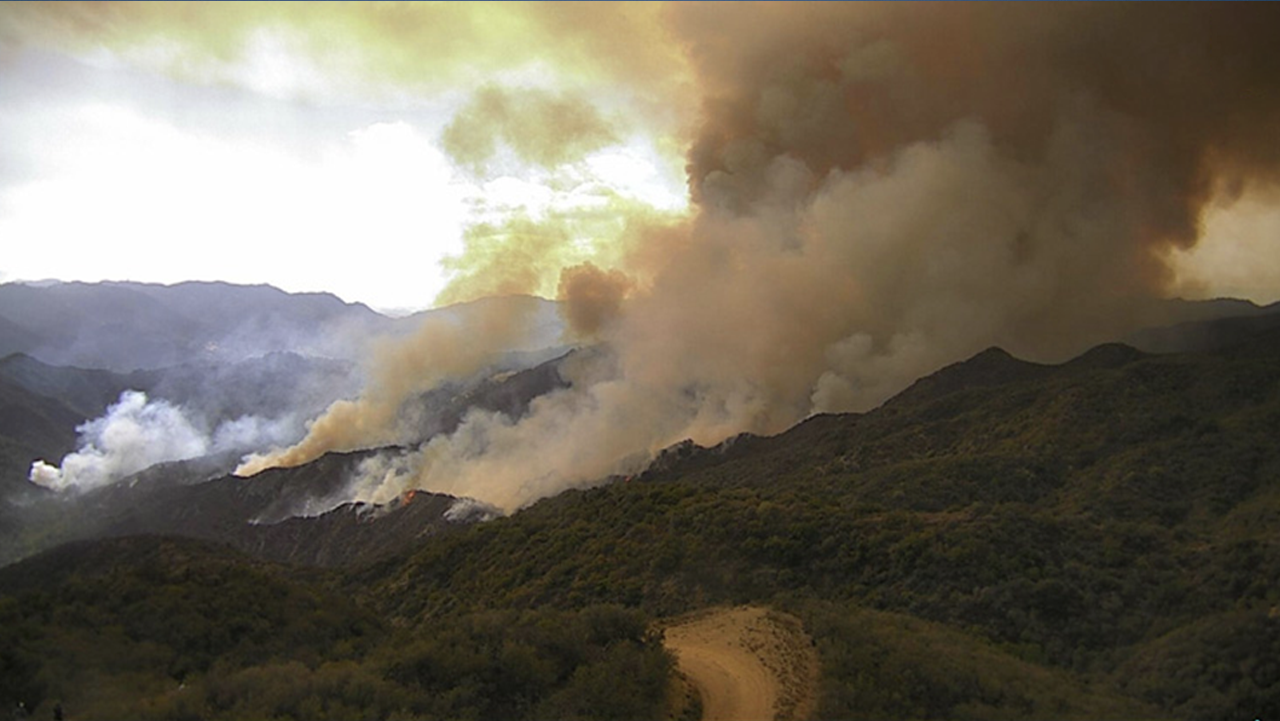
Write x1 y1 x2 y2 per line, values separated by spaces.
661 1 1280 361
557 262 634 340
678 3 1280 232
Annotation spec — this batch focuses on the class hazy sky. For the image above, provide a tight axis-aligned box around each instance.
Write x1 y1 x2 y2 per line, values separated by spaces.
0 2 689 313
1 2 1279 314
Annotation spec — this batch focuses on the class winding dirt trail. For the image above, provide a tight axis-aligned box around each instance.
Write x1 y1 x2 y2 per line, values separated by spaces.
662 606 818 721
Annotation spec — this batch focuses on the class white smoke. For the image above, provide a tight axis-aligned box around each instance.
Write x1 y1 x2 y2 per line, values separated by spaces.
210 414 301 453
443 497 502 523
28 390 302 492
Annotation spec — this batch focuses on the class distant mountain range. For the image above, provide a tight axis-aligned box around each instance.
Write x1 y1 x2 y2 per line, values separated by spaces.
0 280 564 371
0 280 384 371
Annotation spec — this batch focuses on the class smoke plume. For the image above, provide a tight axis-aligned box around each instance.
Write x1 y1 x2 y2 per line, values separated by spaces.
30 390 299 492
229 4 1280 512
236 296 547 476
441 85 620 176
557 262 634 340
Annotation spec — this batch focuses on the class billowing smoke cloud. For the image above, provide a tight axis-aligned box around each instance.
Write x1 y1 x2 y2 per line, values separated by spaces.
433 80 684 308
433 181 685 306
441 85 619 176
557 262 633 340
30 390 300 492
224 4 1280 512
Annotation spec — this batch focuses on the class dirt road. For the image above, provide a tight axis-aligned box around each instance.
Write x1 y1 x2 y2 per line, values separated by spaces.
662 606 817 721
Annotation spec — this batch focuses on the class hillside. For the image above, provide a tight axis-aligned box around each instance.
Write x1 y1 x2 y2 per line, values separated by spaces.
351 327 1280 719
1 327 1278 719
0 536 673 721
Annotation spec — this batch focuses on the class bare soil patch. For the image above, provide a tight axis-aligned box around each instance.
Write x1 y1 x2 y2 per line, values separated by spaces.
661 606 818 721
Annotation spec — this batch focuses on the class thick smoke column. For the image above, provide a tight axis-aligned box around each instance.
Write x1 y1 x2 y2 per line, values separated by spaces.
245 4 1280 512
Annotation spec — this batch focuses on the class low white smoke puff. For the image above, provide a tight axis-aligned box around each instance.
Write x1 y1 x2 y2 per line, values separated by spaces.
27 460 64 490
28 390 303 492
443 497 502 523
28 391 208 492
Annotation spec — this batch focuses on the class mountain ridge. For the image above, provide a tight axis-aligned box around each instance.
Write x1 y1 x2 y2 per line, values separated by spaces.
0 280 564 371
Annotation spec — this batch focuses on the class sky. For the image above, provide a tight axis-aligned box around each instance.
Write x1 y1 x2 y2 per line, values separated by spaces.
2 2 1280 315
0 2 691 313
